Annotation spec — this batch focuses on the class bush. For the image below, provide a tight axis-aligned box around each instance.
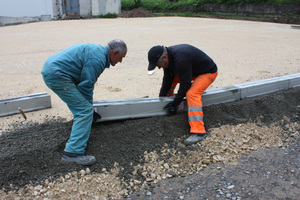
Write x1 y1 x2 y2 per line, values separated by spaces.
99 13 118 18
177 11 195 17
122 0 300 11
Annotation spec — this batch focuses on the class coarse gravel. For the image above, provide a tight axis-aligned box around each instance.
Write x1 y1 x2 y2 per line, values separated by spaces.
0 87 299 199
129 136 300 200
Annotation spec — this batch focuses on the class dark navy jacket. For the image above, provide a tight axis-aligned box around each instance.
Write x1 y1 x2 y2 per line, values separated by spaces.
159 44 217 106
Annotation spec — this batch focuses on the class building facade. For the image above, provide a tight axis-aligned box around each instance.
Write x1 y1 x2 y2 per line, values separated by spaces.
0 0 121 26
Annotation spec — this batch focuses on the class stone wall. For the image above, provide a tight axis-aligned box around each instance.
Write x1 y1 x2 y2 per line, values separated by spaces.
201 3 300 15
174 3 300 24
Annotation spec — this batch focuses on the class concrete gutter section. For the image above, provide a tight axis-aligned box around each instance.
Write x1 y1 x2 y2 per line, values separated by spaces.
0 15 51 26
0 92 51 117
0 73 298 119
94 97 173 122
94 73 300 122
202 73 300 106
0 16 41 26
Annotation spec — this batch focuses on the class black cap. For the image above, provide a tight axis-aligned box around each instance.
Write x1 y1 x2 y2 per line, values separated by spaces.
148 45 164 71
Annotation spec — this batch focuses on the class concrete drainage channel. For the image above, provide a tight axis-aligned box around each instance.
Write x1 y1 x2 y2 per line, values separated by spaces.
0 92 51 117
94 73 300 122
0 73 299 120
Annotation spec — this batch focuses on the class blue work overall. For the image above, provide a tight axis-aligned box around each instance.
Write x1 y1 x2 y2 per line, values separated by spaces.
42 43 110 154
42 74 94 154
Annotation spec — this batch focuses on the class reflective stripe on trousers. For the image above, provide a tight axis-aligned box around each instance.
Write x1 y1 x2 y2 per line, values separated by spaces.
187 71 218 133
167 71 218 133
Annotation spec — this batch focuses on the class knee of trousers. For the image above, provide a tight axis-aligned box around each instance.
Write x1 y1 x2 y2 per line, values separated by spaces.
186 89 200 100
74 103 94 118
87 104 94 114
84 104 94 116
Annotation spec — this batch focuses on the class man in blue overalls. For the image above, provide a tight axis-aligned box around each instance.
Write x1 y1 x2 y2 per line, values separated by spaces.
42 39 127 165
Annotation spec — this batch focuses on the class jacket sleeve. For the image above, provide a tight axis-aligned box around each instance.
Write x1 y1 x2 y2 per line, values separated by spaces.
159 68 174 97
172 61 193 106
77 45 108 104
77 60 98 104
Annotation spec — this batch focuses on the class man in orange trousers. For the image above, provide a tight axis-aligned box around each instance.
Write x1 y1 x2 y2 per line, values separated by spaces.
147 44 218 145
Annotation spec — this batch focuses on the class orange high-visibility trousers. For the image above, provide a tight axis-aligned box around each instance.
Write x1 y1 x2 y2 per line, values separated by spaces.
167 71 218 134
187 71 218 133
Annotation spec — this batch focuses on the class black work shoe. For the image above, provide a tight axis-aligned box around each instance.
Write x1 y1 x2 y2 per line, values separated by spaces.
62 151 96 165
183 133 207 145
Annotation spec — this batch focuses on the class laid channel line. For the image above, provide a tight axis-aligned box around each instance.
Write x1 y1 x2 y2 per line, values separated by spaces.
1 78 299 140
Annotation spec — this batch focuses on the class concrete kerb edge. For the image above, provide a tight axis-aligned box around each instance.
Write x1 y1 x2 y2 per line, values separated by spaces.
0 73 299 120
203 73 300 105
94 73 300 122
0 92 52 117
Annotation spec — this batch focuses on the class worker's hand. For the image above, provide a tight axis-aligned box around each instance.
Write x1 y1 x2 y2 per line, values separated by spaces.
93 111 102 122
163 102 177 116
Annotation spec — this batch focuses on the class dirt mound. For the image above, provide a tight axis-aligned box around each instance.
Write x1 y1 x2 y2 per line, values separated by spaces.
0 87 299 199
120 8 154 18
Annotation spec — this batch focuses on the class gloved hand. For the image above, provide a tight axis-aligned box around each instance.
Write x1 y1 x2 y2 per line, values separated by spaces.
93 111 102 122
163 102 177 116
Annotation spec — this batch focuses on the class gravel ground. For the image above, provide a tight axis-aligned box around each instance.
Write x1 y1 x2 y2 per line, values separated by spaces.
0 87 299 199
129 137 300 200
0 10 300 199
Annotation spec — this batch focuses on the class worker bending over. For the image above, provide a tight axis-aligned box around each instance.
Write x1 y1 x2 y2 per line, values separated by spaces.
42 39 127 165
147 44 218 145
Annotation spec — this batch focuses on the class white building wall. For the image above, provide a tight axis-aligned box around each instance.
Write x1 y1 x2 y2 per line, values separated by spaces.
92 0 101 16
80 0 92 17
98 0 107 15
0 0 53 18
0 0 121 24
92 0 121 16
105 0 121 15
52 0 62 19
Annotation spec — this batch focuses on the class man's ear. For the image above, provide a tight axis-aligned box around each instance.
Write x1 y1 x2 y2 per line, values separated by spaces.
113 51 119 55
